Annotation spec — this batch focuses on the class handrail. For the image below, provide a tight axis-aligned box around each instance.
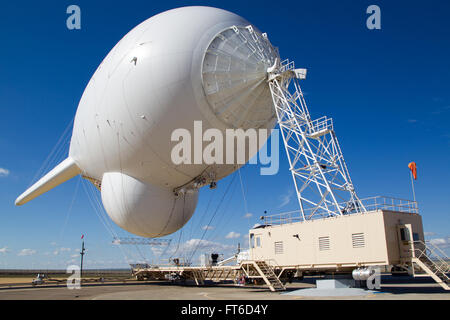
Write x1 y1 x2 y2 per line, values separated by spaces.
412 240 450 275
260 195 419 225
425 240 450 264
307 116 333 135
280 59 295 73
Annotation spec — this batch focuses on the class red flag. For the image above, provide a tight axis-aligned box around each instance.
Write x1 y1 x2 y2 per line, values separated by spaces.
81 234 84 239
408 162 417 180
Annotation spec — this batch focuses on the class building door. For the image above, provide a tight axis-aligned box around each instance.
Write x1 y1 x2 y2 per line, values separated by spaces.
396 224 415 260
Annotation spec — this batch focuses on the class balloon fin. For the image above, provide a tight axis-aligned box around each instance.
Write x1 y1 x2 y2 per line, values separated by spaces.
15 157 81 206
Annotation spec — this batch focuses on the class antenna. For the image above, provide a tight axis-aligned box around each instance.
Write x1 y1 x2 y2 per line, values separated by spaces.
80 235 85 278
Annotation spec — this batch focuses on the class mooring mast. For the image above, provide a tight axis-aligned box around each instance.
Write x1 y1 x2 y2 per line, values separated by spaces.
267 59 366 220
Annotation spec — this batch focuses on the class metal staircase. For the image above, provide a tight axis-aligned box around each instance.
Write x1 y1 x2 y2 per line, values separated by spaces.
191 269 205 285
411 240 449 290
252 261 286 292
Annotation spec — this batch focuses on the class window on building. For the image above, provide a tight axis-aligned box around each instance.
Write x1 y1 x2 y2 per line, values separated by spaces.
400 228 410 241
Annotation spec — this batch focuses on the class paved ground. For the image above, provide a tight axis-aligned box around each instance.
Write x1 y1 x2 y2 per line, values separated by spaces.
0 276 448 300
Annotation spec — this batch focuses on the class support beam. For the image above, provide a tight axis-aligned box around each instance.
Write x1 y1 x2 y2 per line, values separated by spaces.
268 60 365 220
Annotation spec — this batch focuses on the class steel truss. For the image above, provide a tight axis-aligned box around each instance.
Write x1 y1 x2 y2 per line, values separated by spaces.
268 59 365 220
112 237 172 246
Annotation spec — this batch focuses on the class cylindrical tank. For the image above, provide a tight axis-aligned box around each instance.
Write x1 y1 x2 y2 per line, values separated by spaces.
68 6 279 237
352 267 372 281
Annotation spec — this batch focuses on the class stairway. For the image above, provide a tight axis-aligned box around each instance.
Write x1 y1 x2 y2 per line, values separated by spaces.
253 261 285 292
412 241 449 290
192 269 205 285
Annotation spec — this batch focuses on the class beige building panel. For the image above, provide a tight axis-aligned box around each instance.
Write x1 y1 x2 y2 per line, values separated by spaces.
382 210 424 264
249 210 424 269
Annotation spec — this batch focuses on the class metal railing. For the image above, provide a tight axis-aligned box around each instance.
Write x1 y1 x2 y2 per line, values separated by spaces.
261 210 302 226
412 240 450 275
280 59 295 73
260 196 418 226
360 196 418 214
307 116 333 136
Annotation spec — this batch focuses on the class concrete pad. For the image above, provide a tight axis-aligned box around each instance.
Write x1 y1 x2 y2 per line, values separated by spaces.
316 279 355 289
283 287 378 297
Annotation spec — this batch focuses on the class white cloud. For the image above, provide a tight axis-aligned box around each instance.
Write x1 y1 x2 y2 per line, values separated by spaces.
150 247 164 256
407 119 418 124
18 249 36 256
429 237 450 248
53 247 73 255
0 247 9 254
171 239 234 254
0 168 9 177
71 254 79 258
424 232 436 237
243 213 253 219
202 225 214 231
279 190 293 208
225 231 241 239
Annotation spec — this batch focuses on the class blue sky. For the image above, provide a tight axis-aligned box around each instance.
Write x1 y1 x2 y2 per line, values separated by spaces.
0 0 449 268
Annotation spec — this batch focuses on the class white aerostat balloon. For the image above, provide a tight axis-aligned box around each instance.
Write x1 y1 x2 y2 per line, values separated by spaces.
15 6 279 237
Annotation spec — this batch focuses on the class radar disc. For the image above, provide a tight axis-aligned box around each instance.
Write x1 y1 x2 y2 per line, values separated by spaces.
202 25 279 129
